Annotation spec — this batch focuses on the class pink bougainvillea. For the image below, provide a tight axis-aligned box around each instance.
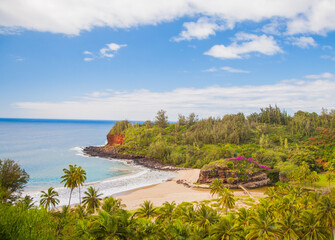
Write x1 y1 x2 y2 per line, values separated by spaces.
230 156 272 170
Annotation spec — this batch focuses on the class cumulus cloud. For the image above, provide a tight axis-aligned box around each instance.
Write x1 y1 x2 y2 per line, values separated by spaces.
204 33 282 59
304 72 334 79
83 43 126 61
221 66 249 73
83 51 94 61
288 36 317 48
100 43 127 58
87 91 110 98
172 17 231 41
13 77 335 121
203 67 218 72
1 0 335 36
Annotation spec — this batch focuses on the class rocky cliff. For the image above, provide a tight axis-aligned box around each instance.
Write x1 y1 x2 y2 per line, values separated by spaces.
107 133 124 146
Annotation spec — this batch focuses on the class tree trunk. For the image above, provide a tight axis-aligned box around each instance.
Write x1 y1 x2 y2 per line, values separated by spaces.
79 185 81 204
68 188 73 207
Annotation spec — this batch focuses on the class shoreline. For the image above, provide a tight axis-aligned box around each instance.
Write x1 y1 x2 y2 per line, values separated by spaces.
83 145 184 171
82 146 266 211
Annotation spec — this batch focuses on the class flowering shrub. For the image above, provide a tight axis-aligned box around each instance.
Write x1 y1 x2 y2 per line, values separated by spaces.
230 156 272 171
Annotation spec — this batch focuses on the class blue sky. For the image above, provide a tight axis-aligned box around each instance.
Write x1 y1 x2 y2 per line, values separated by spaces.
1 0 335 120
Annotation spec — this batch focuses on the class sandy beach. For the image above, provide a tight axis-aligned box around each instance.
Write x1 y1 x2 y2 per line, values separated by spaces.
117 169 266 210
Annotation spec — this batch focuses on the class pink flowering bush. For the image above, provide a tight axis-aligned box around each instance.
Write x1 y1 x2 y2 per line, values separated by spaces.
230 156 272 171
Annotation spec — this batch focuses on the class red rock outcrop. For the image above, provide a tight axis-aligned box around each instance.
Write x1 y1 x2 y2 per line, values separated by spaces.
107 133 124 146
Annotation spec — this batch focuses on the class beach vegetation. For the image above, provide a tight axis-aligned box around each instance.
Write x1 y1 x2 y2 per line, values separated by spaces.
40 187 60 211
82 186 102 212
0 158 29 203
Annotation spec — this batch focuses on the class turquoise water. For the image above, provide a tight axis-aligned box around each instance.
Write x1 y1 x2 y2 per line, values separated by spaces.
0 118 131 190
0 118 177 205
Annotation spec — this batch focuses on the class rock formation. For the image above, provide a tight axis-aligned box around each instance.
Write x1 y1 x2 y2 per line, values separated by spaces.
107 133 124 146
197 159 270 189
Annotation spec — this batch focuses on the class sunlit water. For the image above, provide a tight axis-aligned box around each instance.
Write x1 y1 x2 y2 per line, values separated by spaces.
0 119 176 206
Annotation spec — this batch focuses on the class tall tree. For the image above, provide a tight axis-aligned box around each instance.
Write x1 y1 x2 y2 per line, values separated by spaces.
74 166 86 204
60 164 78 207
0 159 29 203
210 178 224 197
82 186 102 212
134 200 158 219
155 109 168 128
218 187 235 215
40 187 60 211
316 196 335 240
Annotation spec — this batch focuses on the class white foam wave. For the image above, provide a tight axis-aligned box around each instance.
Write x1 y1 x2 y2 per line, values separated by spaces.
69 146 86 157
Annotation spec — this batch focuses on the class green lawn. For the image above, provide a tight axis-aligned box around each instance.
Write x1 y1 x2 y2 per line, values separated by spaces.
314 173 334 189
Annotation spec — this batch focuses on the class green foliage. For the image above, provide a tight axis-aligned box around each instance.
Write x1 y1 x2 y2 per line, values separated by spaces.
0 159 29 203
155 109 168 128
267 170 280 184
108 120 131 135
40 187 60 211
0 204 57 239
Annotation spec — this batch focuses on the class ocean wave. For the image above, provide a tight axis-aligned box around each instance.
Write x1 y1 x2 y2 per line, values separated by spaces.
24 166 177 208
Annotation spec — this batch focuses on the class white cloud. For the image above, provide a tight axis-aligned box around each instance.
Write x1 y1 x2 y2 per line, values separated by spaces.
172 17 231 41
221 66 249 73
83 50 94 61
322 45 333 51
288 36 317 48
287 1 335 35
203 67 218 72
13 77 335 121
83 51 93 55
83 43 126 61
1 1 335 36
304 72 334 79
15 56 24 61
87 91 110 98
261 19 285 35
204 33 282 59
100 43 127 58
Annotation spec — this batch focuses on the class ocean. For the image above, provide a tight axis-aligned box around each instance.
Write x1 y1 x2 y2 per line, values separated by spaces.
0 118 176 206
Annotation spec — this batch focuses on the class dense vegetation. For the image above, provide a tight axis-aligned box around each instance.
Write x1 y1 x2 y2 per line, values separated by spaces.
1 106 335 239
1 165 335 239
112 106 335 177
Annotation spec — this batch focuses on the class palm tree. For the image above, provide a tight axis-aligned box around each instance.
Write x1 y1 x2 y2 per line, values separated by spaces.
82 186 102 212
61 164 78 206
308 171 320 189
195 204 219 229
300 210 330 239
210 178 224 197
246 207 280 240
40 187 60 211
134 200 158 219
211 214 240 239
89 210 130 239
157 201 176 223
74 166 86 204
102 196 125 214
316 196 335 239
217 187 235 215
326 168 335 189
277 213 300 240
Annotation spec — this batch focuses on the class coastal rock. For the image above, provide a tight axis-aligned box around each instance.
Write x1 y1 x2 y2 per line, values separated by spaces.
83 146 182 171
197 166 270 189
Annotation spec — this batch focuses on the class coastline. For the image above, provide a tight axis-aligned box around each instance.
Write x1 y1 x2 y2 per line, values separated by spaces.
116 169 214 210
83 146 183 171
82 145 266 211
115 169 267 210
